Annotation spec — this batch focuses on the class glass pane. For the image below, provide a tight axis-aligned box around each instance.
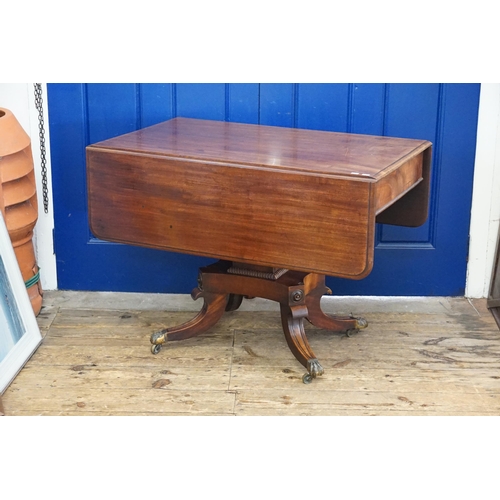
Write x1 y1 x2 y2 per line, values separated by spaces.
0 254 25 362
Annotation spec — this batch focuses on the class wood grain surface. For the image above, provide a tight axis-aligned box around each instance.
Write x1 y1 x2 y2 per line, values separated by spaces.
87 118 432 279
2 294 500 416
89 118 430 180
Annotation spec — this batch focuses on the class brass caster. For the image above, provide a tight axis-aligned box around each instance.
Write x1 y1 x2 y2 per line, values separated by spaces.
150 330 167 345
151 344 162 355
355 317 368 329
302 358 324 383
345 316 367 337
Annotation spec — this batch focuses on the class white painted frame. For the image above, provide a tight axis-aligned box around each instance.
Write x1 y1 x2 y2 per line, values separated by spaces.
465 83 500 298
0 211 42 394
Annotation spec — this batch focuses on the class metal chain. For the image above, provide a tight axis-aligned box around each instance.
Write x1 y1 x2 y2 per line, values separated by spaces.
34 83 49 214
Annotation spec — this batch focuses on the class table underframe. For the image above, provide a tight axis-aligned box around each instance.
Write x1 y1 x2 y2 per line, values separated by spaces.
150 260 368 383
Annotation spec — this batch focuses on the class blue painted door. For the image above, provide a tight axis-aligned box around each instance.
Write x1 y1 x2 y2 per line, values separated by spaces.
47 83 480 296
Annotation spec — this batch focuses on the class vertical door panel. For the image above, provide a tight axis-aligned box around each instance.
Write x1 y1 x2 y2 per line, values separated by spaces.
227 84 260 124
176 84 226 120
296 84 350 132
350 84 386 136
259 84 296 127
140 84 176 127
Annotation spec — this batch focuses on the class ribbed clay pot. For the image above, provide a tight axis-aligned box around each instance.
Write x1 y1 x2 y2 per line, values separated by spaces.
0 107 43 316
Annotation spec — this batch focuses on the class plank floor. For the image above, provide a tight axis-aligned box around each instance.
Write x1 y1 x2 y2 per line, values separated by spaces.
2 291 500 416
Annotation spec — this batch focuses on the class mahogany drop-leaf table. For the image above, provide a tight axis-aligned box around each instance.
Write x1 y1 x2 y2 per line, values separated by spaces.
87 118 432 383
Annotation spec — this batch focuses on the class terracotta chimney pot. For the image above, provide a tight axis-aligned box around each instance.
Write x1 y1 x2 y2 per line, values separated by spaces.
0 107 43 315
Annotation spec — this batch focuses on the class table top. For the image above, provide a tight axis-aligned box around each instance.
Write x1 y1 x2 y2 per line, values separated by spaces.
90 117 430 182
87 118 432 279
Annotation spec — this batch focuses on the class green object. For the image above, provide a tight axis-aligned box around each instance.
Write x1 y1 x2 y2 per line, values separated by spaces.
25 270 40 289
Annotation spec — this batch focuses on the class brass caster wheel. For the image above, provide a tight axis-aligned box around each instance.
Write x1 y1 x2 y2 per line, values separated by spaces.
151 344 162 355
303 359 323 383
346 328 358 338
356 317 368 329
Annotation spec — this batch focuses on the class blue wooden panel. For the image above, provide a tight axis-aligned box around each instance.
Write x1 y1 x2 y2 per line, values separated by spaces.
139 83 175 127
296 84 350 132
350 84 386 136
385 83 441 140
176 84 226 120
87 84 139 144
378 84 441 245
227 84 259 124
47 83 481 295
431 83 482 293
47 84 88 217
259 84 296 127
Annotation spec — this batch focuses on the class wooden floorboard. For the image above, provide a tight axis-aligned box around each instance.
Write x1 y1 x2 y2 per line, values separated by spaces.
2 294 500 416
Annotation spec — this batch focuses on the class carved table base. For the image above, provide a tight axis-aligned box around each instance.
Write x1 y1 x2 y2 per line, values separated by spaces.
150 260 367 383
